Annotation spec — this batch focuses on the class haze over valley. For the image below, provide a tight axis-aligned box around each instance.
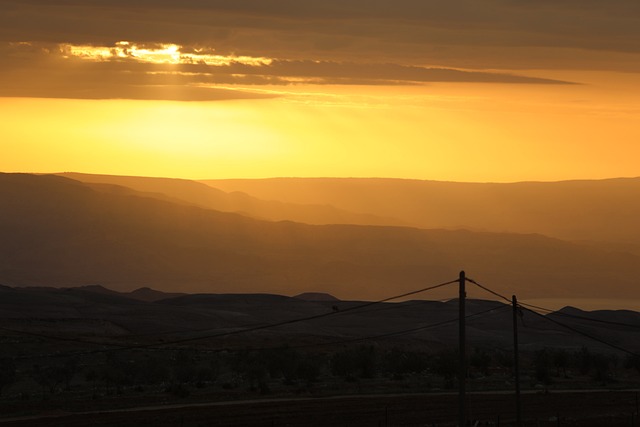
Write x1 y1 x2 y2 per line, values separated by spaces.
1 172 639 308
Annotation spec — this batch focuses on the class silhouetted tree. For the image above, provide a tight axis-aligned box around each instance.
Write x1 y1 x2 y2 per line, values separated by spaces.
575 347 593 375
264 347 300 382
32 364 68 396
172 354 198 385
382 348 430 379
296 354 323 386
0 359 16 397
61 357 78 391
137 355 170 386
532 348 552 385
99 353 130 394
189 353 221 388
552 349 570 378
591 353 615 383
228 350 269 392
85 367 100 393
331 345 378 381
493 350 514 370
470 348 491 377
433 349 457 388
624 354 640 374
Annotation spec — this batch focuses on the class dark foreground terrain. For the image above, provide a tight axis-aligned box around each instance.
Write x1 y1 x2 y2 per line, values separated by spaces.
1 285 639 426
1 391 639 426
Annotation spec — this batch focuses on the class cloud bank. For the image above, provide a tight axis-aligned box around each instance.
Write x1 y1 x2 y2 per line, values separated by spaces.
1 0 636 100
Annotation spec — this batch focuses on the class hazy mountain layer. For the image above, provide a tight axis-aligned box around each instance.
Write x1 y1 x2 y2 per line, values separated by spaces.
60 173 404 227
1 173 639 302
202 177 640 253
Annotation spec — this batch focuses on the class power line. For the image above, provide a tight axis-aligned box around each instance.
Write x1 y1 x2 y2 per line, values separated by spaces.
119 279 459 340
518 305 640 358
466 279 640 330
9 275 639 363
284 304 511 351
87 296 445 341
518 301 640 330
83 296 446 342
327 298 450 317
466 277 511 304
61 305 513 358
462 278 640 356
9 278 459 360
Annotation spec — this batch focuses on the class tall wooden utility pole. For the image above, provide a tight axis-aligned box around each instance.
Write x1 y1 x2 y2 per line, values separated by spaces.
459 270 466 427
512 295 522 426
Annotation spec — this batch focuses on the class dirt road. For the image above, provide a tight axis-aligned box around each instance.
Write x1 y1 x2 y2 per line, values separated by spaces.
1 390 638 426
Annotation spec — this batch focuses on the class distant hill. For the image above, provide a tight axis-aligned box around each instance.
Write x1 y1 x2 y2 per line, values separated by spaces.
202 177 640 253
0 284 638 353
294 292 340 302
127 287 186 302
60 172 405 227
2 173 640 302
69 284 186 302
69 284 122 296
0 284 246 336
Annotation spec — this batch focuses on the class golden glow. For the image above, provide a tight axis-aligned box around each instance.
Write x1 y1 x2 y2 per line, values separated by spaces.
62 41 273 66
1 71 639 182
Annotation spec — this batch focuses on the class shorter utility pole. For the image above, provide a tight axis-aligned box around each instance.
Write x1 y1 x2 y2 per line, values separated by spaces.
459 271 466 427
512 295 522 426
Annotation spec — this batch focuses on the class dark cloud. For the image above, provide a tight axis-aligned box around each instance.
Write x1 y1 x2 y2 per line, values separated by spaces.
0 83 275 102
0 41 573 101
0 43 278 101
1 0 638 61
0 0 636 100
258 60 570 84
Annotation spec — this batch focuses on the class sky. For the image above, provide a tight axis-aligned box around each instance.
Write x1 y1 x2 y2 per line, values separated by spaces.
1 0 639 182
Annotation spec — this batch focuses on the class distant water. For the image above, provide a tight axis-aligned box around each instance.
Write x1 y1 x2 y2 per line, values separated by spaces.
522 298 640 312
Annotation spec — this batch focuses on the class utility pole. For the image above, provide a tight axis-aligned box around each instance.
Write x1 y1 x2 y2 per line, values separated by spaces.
459 270 466 427
512 295 522 426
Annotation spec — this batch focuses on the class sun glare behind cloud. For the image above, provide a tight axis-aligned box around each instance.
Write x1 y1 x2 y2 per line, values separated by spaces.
62 41 273 67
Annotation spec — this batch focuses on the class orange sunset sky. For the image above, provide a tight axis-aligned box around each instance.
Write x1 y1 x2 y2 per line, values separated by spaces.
1 0 639 182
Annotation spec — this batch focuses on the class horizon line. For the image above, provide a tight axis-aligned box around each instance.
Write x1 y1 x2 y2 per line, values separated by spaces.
5 170 640 186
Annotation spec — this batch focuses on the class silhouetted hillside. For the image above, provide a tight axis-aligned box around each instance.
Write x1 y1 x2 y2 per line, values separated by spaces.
2 173 640 302
70 284 186 302
203 177 640 253
0 284 638 353
0 285 260 336
295 292 340 302
127 287 186 302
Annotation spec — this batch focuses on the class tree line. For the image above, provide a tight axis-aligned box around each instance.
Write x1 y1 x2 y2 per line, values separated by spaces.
1 345 639 400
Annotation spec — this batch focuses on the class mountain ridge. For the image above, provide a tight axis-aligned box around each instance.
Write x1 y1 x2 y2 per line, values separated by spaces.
1 173 639 302
202 176 640 253
59 172 406 227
